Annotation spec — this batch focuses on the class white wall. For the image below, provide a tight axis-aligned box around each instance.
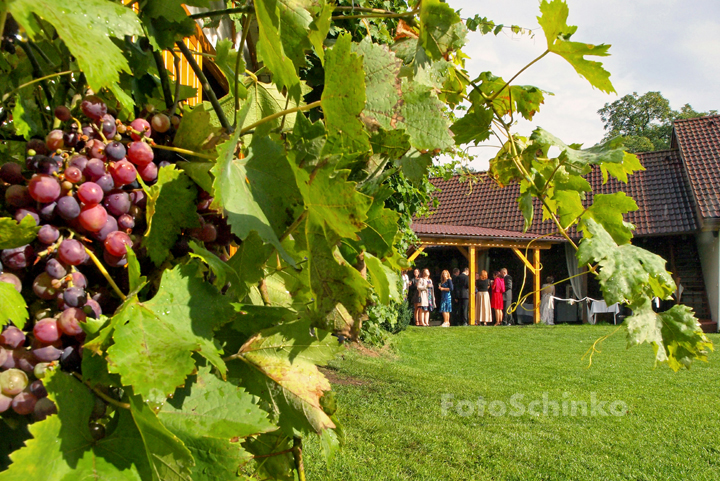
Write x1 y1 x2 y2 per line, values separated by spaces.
695 231 720 330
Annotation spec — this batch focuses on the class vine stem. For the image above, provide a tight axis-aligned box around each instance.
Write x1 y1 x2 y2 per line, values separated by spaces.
176 41 233 132
72 373 131 410
153 49 174 110
168 50 182 116
252 448 295 459
332 10 417 20
234 13 252 128
1 70 76 102
83 247 127 301
489 50 549 101
17 42 53 108
239 100 321 135
279 211 307 243
293 437 306 481
150 142 217 160
189 5 254 19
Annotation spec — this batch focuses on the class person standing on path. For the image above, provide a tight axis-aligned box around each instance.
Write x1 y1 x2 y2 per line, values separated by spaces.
501 267 513 325
540 276 556 325
451 267 460 326
456 267 470 326
438 270 453 327
475 270 492 326
490 271 506 326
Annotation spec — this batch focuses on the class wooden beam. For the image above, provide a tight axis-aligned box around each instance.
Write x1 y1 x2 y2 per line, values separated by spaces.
534 248 541 324
408 245 426 263
456 246 470 260
511 247 536 273
469 246 476 325
416 236 555 250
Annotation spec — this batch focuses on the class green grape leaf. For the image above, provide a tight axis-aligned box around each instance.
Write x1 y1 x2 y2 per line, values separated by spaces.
9 0 142 92
0 216 40 250
241 79 304 137
254 0 303 101
321 33 371 154
159 367 275 441
353 38 402 131
537 0 615 94
173 103 225 160
106 262 236 403
125 248 147 294
553 189 584 229
293 163 371 246
215 39 247 100
232 320 342 435
244 432 295 481
144 165 200 266
419 0 467 60
626 299 713 371
450 103 493 146
397 148 433 184
369 129 411 161
530 128 628 174
600 150 645 184
10 93 41 140
275 0 315 68
577 219 675 305
189 240 238 290
226 231 275 299
128 396 194 481
0 282 27 329
230 305 297 340
142 14 197 51
364 252 400 304
398 79 454 151
178 161 214 193
583 192 638 245
211 125 302 264
308 2 333 63
1 371 152 481
287 112 327 168
518 187 535 232
0 416 31 472
140 0 209 23
358 186 400 259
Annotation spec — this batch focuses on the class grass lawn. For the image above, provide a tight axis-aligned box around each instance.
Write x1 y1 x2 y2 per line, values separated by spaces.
304 325 720 481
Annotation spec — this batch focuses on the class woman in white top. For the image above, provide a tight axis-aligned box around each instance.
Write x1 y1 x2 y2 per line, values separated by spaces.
540 276 555 325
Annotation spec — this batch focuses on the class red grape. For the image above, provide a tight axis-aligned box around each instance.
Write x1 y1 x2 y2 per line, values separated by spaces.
45 130 65 151
103 250 127 268
84 158 106 181
0 273 22 292
29 380 47 399
57 195 81 220
138 161 158 182
58 239 86 265
0 393 11 413
81 95 107 121
14 208 39 225
118 214 135 231
78 204 108 232
65 166 83 183
26 139 48 156
151 113 171 133
0 327 25 349
87 139 106 160
84 298 102 318
105 141 126 161
1 245 33 270
71 271 87 289
11 392 37 415
0 162 24 184
34 397 57 420
28 175 61 203
95 174 115 193
105 231 133 257
54 105 72 121
32 345 62 362
105 191 131 216
77 182 104 205
110 160 137 185
68 155 89 171
127 141 154 166
129 118 151 140
33 318 60 344
33 273 58 300
93 215 118 242
58 307 86 336
5 184 32 207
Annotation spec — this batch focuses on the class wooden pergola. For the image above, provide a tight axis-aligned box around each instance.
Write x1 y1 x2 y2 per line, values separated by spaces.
409 226 561 324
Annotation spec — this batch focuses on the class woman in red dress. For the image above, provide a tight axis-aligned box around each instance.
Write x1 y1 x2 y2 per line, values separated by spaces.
490 271 505 326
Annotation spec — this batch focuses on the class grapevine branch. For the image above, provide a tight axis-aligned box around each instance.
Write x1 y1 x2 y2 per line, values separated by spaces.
152 49 174 110
17 42 53 108
83 247 127 301
239 100 321 135
1 70 76 102
293 437 306 481
332 10 417 20
234 13 253 127
72 372 131 410
189 6 254 19
489 50 549 101
176 41 233 133
150 142 217 160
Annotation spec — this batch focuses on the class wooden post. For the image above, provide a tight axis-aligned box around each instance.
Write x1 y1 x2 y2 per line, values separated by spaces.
533 248 541 324
469 246 476 325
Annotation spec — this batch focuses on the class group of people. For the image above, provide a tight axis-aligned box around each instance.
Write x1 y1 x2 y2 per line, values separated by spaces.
403 267 514 327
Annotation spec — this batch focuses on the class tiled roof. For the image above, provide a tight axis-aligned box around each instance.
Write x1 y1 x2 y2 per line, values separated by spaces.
673 115 720 224
411 223 564 241
414 149 698 239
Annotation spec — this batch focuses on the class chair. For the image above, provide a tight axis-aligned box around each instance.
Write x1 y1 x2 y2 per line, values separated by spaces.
587 300 620 324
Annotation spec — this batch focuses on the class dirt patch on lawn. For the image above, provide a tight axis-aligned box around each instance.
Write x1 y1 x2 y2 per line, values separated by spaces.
319 367 368 387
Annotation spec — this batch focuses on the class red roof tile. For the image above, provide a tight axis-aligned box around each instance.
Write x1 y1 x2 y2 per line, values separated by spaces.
415 149 697 238
673 115 720 225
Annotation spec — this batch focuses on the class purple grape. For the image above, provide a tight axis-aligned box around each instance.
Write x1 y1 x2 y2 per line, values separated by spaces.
14 207 39 225
87 139 105 160
26 139 48 155
1 350 17 369
91 397 106 419
55 105 71 121
38 202 57 221
1 245 33 270
84 158 106 180
158 160 171 169
65 166 83 183
26 154 47 171
138 162 158 182
63 287 86 308
0 162 23 184
103 250 127 268
105 231 133 257
33 318 60 344
118 214 135 231
28 175 61 203
0 273 22 292
64 131 79 148
0 327 25 349
46 129 64 151
101 116 117 138
78 204 108 232
130 189 147 208
95 174 115 193
82 125 95 140
93 215 118 242
68 155 89 171
71 271 87 289
127 141 154 166
81 95 107 121
5 184 32 207
104 141 126 161
35 157 59 175
45 258 68 279
37 224 60 244
129 118 151 140
34 397 56 420
59 307 86 336
0 347 6 366
14 350 36 373
105 191 131 216
77 182 104 205
0 393 12 413
32 273 58 300
59 346 82 373
32 345 62 362
84 298 102 319
58 239 85 266
11 391 37 415
110 160 137 186
57 196 81 220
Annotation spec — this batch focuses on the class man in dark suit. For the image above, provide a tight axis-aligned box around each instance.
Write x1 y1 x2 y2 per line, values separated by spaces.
456 267 470 326
451 268 460 325
501 267 513 325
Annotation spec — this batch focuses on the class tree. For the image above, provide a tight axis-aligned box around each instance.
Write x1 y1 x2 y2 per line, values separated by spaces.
0 1 712 480
597 91 716 152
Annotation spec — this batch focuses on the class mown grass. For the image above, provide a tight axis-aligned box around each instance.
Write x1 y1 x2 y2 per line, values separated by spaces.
304 325 720 481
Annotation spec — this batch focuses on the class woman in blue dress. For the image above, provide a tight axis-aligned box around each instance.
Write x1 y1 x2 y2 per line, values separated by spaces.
438 269 453 327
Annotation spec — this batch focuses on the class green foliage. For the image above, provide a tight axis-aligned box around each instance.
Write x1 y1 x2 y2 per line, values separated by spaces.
0 216 39 250
0 283 27 329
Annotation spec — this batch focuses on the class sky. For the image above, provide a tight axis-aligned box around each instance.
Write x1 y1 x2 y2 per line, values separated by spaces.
448 0 720 170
